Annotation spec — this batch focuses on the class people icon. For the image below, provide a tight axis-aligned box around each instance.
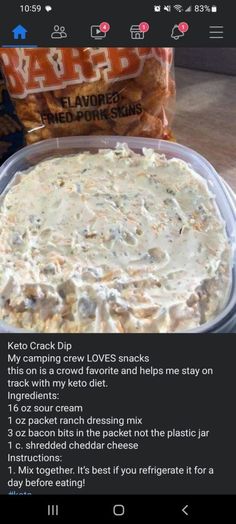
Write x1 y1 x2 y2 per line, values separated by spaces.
51 25 67 39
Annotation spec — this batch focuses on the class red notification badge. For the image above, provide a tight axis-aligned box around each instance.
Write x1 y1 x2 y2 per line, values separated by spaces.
139 21 150 33
178 22 189 33
99 22 110 33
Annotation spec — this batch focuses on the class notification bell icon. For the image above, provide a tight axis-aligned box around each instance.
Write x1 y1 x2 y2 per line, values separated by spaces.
171 24 185 40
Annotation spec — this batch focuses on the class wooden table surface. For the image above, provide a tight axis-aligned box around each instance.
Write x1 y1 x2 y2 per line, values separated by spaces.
174 67 236 192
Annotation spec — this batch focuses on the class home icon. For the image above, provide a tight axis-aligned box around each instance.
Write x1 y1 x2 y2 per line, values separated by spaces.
12 25 27 40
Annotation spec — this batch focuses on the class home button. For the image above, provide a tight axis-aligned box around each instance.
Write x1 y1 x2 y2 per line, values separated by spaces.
113 504 125 517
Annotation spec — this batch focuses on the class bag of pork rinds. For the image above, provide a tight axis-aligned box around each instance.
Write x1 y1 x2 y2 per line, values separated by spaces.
0 68 23 163
0 47 175 145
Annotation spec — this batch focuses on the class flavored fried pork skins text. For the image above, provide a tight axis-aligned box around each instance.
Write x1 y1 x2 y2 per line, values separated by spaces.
0 48 175 143
0 144 232 332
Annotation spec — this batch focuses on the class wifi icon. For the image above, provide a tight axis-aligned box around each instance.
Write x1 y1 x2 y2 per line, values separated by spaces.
174 4 183 12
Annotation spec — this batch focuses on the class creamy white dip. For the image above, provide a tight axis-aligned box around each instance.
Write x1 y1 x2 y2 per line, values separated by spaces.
0 144 232 332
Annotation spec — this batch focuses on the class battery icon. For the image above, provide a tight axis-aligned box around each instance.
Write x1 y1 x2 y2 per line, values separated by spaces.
211 5 217 12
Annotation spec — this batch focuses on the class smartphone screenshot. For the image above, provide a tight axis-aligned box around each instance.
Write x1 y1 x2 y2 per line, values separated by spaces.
0 1 235 521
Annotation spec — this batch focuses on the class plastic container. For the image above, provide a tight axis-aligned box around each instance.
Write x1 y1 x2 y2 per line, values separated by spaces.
0 136 235 333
